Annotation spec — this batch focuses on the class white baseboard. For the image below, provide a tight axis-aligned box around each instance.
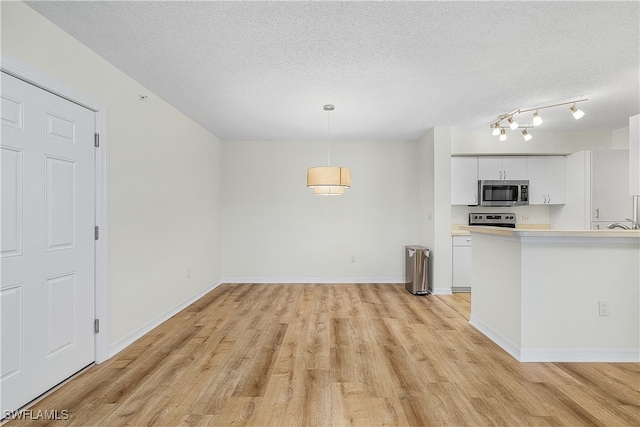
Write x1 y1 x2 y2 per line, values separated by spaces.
469 315 522 360
470 315 639 362
108 281 222 359
519 348 640 362
221 277 404 284
431 287 453 295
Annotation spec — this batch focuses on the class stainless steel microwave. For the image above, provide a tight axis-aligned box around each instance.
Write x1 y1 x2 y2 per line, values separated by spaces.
478 180 529 207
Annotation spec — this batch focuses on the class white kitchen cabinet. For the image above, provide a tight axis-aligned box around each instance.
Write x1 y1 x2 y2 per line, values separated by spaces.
591 150 630 221
452 235 472 291
630 114 639 196
526 156 566 205
451 157 478 205
478 156 527 180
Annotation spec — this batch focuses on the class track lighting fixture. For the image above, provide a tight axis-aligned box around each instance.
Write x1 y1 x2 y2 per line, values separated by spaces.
570 103 585 119
532 111 543 126
490 98 587 142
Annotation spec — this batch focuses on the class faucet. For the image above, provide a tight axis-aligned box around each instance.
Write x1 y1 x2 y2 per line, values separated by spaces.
608 223 630 230
625 218 640 230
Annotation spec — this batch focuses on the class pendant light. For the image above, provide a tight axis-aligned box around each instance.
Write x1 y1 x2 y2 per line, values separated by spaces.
307 105 351 195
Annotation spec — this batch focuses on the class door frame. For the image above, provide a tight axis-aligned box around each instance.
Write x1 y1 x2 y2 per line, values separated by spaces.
1 53 110 363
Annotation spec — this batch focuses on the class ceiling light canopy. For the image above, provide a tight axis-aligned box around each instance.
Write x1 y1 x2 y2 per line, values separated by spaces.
307 105 351 196
490 98 587 142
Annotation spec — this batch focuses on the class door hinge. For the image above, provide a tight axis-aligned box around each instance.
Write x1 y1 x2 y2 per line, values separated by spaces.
95 226 99 240
94 133 100 147
94 319 100 334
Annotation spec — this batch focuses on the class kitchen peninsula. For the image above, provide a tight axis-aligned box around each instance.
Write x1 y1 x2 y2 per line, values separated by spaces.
463 226 640 362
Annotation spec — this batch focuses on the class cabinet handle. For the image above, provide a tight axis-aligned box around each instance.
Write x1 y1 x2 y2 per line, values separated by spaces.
503 170 506 179
547 195 551 204
595 208 600 219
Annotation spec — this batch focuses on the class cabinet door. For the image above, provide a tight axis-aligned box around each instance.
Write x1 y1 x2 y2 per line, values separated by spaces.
478 156 527 180
451 157 478 205
477 157 503 180
526 156 548 204
452 236 472 289
545 156 566 204
591 150 630 220
502 156 527 180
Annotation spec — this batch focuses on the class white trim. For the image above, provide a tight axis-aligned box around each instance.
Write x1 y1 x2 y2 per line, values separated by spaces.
469 315 522 360
221 277 405 284
108 282 222 358
470 314 640 362
519 348 640 363
431 287 453 295
1 53 110 364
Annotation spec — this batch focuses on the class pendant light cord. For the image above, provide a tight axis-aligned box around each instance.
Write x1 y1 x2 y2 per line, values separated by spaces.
327 108 331 166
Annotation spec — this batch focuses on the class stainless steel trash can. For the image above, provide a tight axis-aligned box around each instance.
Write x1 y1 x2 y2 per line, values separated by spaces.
405 245 429 295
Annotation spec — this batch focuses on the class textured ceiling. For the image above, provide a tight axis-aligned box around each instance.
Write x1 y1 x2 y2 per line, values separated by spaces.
26 1 640 141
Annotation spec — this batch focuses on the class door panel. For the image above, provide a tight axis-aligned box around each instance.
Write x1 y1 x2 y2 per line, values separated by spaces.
1 72 95 414
1 147 23 258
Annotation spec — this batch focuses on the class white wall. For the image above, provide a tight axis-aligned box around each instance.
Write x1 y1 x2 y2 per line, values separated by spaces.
1 2 223 347
451 129 615 155
417 128 452 294
221 140 419 282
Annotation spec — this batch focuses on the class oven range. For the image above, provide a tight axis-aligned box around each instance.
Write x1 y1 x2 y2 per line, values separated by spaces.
468 213 516 228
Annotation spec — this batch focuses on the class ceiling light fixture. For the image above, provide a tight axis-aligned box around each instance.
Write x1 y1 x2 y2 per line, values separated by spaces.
532 110 543 126
307 104 351 196
490 98 587 141
570 103 585 120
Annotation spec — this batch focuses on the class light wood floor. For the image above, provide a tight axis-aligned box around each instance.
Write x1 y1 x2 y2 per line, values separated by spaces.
8 284 639 426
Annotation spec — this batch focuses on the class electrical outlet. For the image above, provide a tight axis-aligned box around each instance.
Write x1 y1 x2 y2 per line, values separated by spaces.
521 215 530 221
350 256 356 263
598 300 610 316
186 267 191 279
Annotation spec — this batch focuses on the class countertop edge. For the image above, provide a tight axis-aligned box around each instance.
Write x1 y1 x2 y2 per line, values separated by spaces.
460 225 640 238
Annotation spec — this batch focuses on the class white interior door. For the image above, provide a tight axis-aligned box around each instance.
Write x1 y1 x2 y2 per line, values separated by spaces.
1 72 95 414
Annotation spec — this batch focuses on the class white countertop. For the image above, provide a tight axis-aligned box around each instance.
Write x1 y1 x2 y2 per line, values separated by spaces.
460 225 640 238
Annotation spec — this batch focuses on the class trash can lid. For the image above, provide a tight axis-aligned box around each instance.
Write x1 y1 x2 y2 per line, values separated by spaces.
405 245 428 250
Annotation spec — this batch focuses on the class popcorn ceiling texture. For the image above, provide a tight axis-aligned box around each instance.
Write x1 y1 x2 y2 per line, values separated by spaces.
26 1 639 141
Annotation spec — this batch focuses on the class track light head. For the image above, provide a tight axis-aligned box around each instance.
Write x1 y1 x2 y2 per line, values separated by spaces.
492 124 501 136
570 104 585 119
499 128 507 141
532 111 543 126
522 129 532 141
507 116 519 130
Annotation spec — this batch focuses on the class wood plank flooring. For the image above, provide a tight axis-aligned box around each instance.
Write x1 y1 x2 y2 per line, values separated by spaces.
6 284 639 426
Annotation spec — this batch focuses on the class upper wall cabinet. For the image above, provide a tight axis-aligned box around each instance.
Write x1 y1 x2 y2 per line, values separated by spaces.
591 150 630 221
630 114 639 196
477 156 527 180
451 157 478 205
526 156 566 205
